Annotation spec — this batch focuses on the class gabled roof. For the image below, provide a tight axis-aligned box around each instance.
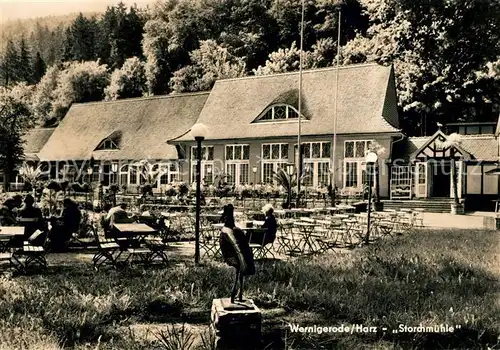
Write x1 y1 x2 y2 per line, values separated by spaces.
38 92 210 161
410 130 472 161
22 128 55 161
393 134 498 162
171 63 400 142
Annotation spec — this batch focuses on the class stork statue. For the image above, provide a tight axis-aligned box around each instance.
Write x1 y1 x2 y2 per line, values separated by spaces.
219 204 255 304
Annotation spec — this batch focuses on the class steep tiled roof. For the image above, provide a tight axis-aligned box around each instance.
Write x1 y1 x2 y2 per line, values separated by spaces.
172 63 400 142
38 92 209 161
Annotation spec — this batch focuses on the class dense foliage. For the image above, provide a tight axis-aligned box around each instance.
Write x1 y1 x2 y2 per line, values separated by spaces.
0 0 499 135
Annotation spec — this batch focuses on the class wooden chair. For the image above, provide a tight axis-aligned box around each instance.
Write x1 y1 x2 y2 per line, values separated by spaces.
277 222 300 256
11 229 50 273
91 227 121 270
143 219 170 265
248 228 274 260
200 222 221 260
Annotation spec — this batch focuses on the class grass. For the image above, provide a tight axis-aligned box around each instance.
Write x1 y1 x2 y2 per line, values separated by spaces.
0 228 498 349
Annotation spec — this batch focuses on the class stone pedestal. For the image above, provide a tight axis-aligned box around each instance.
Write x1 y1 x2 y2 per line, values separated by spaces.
211 298 262 347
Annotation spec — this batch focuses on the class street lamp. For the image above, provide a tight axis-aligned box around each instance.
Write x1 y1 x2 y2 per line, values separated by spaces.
252 166 258 185
191 123 208 265
365 151 378 244
286 163 295 208
86 167 93 205
111 163 118 206
111 163 118 181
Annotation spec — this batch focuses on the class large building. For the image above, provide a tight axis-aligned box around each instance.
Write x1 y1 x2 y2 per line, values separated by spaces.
5 63 500 209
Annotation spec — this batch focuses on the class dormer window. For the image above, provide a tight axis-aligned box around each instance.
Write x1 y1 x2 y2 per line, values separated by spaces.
96 138 119 150
255 104 303 122
95 131 122 151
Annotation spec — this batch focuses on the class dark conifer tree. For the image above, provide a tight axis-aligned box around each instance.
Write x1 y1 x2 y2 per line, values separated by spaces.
32 52 47 83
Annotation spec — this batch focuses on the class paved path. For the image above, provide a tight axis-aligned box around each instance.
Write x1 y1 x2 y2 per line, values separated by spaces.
423 212 494 229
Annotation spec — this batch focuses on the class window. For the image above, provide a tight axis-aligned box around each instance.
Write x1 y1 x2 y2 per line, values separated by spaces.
226 144 250 186
262 143 288 184
191 146 215 184
343 140 375 189
95 138 119 150
129 166 138 185
120 165 129 185
361 162 375 187
225 145 249 161
159 162 179 185
257 104 302 122
191 146 214 161
301 142 331 159
344 140 373 159
481 125 494 134
418 163 426 184
297 142 331 188
345 162 358 188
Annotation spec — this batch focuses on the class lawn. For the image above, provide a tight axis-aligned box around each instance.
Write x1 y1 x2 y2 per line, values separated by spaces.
0 228 498 349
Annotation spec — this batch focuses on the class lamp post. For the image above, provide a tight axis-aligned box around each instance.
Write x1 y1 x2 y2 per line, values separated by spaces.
86 167 93 206
111 163 118 207
252 166 258 207
191 123 208 265
365 151 378 244
286 163 295 208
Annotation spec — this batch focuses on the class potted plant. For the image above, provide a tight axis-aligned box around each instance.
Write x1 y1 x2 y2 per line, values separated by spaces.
273 168 296 209
443 133 465 215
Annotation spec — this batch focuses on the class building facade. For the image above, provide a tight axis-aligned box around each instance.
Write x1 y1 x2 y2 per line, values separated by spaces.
4 62 500 210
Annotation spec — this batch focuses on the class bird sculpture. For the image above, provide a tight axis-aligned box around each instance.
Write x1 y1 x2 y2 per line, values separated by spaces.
437 122 443 129
219 204 255 304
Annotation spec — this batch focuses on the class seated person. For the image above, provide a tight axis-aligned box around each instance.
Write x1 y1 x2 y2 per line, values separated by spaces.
0 195 23 226
49 198 81 252
249 204 277 246
103 203 135 231
18 194 46 241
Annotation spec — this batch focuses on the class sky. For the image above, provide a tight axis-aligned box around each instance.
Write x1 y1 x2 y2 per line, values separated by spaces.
0 0 155 22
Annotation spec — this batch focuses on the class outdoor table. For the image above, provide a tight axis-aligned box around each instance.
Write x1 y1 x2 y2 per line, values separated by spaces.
293 222 320 254
0 226 24 252
0 226 24 237
341 219 360 247
110 223 157 246
212 222 267 242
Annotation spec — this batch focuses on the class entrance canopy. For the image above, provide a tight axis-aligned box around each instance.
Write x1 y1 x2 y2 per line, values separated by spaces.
410 130 472 162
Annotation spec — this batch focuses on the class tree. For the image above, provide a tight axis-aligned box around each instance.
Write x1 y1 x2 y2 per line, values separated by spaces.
96 5 118 66
52 61 109 120
0 86 34 191
32 52 47 83
32 65 61 125
0 40 20 86
18 37 34 84
105 56 147 100
342 0 500 135
142 19 172 95
170 40 246 93
66 13 98 61
253 41 313 75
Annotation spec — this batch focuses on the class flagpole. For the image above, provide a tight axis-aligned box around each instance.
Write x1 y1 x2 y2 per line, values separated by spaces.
297 0 305 207
332 9 341 207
